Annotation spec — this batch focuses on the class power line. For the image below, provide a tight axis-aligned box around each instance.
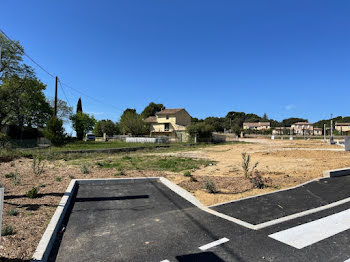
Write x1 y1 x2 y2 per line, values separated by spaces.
57 78 72 108
0 28 56 79
1 28 124 114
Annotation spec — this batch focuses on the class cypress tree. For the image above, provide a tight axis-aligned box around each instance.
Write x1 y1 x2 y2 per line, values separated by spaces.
77 98 83 113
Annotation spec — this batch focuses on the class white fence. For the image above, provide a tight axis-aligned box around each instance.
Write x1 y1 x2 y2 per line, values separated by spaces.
125 137 167 143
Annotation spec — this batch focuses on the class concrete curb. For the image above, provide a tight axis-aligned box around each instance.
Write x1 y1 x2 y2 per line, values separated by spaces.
323 167 350 177
31 179 77 262
52 145 170 154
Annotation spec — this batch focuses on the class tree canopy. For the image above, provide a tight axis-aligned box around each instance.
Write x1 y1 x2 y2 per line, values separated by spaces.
120 109 148 135
141 102 165 119
70 112 96 140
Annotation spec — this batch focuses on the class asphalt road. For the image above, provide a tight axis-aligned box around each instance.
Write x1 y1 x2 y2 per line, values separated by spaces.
49 177 350 262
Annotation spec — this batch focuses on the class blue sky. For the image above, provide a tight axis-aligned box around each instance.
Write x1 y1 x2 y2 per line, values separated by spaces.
1 0 349 133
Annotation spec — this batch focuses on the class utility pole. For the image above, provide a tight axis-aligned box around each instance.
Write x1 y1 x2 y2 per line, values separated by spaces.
330 113 333 144
54 76 58 117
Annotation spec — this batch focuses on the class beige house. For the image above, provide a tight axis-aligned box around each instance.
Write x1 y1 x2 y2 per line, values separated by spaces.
314 127 322 135
291 122 314 135
144 108 191 141
272 127 291 135
335 123 350 133
243 122 270 130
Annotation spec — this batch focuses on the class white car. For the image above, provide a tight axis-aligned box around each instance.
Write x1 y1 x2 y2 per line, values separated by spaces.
85 134 96 141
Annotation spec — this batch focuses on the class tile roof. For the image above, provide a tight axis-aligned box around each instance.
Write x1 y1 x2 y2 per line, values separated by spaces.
156 108 184 115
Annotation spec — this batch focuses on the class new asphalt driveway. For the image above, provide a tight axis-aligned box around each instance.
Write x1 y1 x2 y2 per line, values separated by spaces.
49 177 350 262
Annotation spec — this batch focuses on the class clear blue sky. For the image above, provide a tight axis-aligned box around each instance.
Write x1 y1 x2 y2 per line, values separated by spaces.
2 0 349 133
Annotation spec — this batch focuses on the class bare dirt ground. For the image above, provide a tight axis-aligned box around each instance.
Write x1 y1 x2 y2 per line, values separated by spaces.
0 138 349 260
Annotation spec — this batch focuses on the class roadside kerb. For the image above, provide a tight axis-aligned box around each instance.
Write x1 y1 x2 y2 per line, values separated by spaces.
323 167 350 177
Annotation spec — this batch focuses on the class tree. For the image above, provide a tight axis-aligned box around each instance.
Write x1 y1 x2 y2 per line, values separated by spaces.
281 117 308 127
0 75 52 138
50 99 73 123
0 33 34 80
70 112 96 140
43 116 65 146
120 109 148 135
93 119 118 136
203 117 225 132
186 122 215 141
76 97 83 113
263 113 268 120
141 102 165 119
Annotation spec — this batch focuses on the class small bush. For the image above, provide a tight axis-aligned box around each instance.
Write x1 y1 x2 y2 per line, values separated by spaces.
5 172 14 178
81 163 90 174
11 171 21 186
43 116 66 146
32 155 45 176
250 172 271 189
204 178 217 193
7 209 18 216
26 187 39 198
2 225 15 236
56 177 62 182
184 171 192 177
241 152 259 178
39 183 46 188
122 156 132 161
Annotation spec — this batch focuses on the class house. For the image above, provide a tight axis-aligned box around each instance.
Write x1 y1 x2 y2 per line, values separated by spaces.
335 123 350 134
272 127 291 135
314 128 322 135
291 122 314 135
243 122 270 130
144 108 191 142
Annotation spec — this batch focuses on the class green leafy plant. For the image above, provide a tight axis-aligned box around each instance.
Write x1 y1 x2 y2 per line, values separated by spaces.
39 183 46 188
26 187 39 198
81 163 90 174
2 225 15 236
5 172 14 178
241 152 259 178
204 178 217 193
32 154 45 176
56 177 62 182
184 171 192 177
11 171 21 186
7 209 18 216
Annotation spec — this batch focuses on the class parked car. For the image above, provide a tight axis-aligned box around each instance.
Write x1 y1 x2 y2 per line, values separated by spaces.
85 134 96 141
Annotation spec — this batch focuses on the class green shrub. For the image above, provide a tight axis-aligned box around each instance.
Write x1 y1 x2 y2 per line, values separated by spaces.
26 187 39 198
122 155 132 161
32 154 45 176
5 172 14 178
56 177 62 182
204 178 217 193
11 171 21 186
184 171 192 177
0 133 10 148
81 163 90 174
241 152 259 179
39 183 46 188
7 209 18 216
2 225 15 236
43 116 66 146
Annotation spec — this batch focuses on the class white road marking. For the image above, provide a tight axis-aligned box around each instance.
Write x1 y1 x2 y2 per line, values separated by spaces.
343 259 350 262
269 208 350 249
199 237 229 251
160 260 170 262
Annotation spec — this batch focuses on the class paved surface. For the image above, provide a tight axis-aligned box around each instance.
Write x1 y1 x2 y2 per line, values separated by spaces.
50 178 350 262
212 176 350 225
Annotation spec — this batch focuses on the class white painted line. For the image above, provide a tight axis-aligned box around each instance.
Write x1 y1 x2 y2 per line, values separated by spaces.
199 237 229 251
269 208 350 249
343 259 350 262
160 260 170 262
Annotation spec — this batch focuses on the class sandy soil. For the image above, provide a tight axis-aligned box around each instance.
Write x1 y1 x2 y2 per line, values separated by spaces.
0 138 349 260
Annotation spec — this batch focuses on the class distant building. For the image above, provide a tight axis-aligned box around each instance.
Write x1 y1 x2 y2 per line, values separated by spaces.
291 122 314 135
314 128 322 136
144 108 191 142
272 127 291 135
335 122 350 134
243 122 270 130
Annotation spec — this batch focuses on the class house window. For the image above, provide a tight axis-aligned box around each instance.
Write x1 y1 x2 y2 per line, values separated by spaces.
166 115 169 119
164 123 169 131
